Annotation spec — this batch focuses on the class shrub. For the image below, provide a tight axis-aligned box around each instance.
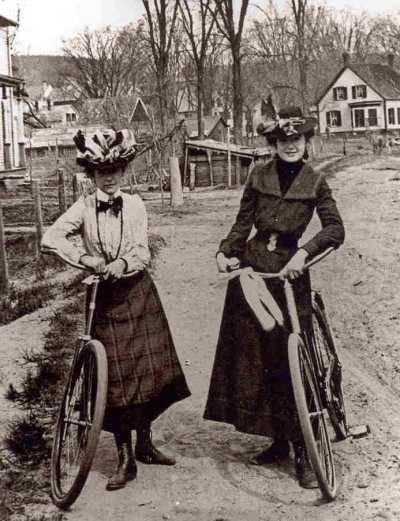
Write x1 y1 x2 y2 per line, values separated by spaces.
4 414 51 465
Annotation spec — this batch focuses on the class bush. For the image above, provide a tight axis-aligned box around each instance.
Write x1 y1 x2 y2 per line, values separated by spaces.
4 414 51 465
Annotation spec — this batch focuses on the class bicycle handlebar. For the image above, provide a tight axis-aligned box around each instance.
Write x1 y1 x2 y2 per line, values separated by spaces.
41 246 139 280
227 247 335 279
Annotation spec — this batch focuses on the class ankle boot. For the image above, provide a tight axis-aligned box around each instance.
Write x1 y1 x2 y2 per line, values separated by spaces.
293 442 318 489
250 439 290 465
135 426 176 466
106 430 137 491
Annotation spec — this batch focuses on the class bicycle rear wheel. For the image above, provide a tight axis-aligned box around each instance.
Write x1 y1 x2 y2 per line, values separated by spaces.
288 333 337 501
311 293 348 441
50 340 108 509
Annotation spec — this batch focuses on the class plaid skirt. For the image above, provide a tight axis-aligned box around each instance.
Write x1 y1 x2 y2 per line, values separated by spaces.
92 270 190 431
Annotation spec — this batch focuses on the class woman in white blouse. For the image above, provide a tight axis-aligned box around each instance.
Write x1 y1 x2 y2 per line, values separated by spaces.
42 129 190 491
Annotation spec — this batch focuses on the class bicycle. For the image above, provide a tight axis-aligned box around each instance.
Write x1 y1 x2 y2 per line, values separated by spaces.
42 248 135 509
228 248 359 501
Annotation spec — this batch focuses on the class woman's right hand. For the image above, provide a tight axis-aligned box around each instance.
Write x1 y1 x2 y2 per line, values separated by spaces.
216 252 240 273
80 255 106 274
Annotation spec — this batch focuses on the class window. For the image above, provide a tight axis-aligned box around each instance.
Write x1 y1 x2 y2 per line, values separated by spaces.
333 86 347 101
326 110 342 127
397 108 400 125
66 113 77 123
388 108 395 125
2 85 7 100
367 108 378 127
354 109 365 127
352 85 367 99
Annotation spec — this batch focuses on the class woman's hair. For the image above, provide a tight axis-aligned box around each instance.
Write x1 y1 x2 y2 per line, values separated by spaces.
266 128 314 147
84 164 127 178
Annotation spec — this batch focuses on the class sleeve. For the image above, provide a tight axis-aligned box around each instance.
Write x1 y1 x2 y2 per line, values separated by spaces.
41 197 87 264
120 196 151 272
218 171 257 258
301 177 345 258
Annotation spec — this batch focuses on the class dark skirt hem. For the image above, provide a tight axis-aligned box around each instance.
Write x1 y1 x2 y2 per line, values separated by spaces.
204 402 275 438
103 375 191 432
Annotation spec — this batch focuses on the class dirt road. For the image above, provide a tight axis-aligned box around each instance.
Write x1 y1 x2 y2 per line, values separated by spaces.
3 155 400 520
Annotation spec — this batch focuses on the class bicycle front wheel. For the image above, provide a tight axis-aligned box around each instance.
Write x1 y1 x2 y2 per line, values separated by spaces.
312 293 348 441
50 340 108 510
288 333 337 501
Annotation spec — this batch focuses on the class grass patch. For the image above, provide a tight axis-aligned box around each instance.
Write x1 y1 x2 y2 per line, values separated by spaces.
0 274 83 326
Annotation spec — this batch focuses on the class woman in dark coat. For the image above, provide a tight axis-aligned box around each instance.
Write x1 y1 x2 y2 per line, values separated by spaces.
203 106 345 488
42 129 190 491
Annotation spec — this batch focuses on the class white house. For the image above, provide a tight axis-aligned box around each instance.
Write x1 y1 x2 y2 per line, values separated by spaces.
28 81 78 128
317 53 400 134
0 14 26 175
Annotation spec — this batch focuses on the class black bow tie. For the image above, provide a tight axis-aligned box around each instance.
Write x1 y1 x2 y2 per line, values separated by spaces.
97 196 123 217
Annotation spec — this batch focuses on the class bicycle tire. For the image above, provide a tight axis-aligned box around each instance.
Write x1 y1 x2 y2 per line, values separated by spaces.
50 340 108 509
288 333 337 501
311 293 348 441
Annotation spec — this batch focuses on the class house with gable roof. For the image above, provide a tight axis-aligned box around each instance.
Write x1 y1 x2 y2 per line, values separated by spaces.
316 52 400 134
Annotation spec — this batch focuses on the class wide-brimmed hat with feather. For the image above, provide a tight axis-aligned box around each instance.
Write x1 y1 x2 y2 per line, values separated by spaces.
256 100 316 140
73 128 138 171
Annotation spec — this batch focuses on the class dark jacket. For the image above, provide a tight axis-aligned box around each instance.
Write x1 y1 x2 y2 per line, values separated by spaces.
218 159 345 271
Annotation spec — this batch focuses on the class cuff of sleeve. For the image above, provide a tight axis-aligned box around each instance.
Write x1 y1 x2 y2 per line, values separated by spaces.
119 257 129 272
301 241 319 259
79 253 89 264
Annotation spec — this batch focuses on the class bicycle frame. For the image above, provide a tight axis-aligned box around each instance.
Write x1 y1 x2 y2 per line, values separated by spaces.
229 247 335 409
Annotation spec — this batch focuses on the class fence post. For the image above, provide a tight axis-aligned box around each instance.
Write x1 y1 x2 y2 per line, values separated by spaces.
32 179 44 257
169 156 183 207
0 204 9 294
57 168 67 213
235 155 240 186
72 173 79 202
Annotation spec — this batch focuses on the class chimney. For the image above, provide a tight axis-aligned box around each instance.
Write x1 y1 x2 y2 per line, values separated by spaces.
387 53 395 68
342 52 350 67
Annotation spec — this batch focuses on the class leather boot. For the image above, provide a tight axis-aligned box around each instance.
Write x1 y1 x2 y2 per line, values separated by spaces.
135 426 176 466
293 442 318 489
250 439 290 465
106 430 137 491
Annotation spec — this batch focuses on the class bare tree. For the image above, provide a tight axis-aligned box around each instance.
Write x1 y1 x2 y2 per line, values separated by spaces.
178 0 217 138
211 0 250 144
62 23 149 99
371 15 400 57
142 0 180 135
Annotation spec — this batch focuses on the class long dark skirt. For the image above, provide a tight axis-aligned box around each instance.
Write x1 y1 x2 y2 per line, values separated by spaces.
204 251 312 442
91 269 190 432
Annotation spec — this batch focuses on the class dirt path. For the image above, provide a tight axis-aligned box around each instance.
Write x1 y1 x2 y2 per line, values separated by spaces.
3 156 400 520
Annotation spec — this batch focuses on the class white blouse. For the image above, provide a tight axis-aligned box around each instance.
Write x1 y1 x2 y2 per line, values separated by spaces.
41 188 151 272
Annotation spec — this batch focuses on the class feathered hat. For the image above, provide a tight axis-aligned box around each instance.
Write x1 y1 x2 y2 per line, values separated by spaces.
73 128 138 171
256 96 316 140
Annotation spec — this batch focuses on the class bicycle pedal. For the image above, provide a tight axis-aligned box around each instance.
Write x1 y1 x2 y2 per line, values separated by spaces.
347 424 371 439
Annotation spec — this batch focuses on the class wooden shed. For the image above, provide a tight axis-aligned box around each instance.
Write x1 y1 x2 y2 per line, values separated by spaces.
183 139 271 188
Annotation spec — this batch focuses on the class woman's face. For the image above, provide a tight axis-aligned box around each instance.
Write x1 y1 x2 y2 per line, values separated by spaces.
93 167 124 195
275 134 306 163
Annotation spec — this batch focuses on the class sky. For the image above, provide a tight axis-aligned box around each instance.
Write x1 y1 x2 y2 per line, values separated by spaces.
1 0 399 56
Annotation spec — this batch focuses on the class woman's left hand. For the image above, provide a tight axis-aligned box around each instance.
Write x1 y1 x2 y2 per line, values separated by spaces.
279 249 308 280
103 259 126 280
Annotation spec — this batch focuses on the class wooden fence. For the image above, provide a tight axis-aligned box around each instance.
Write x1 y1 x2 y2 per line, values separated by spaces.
0 168 94 295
